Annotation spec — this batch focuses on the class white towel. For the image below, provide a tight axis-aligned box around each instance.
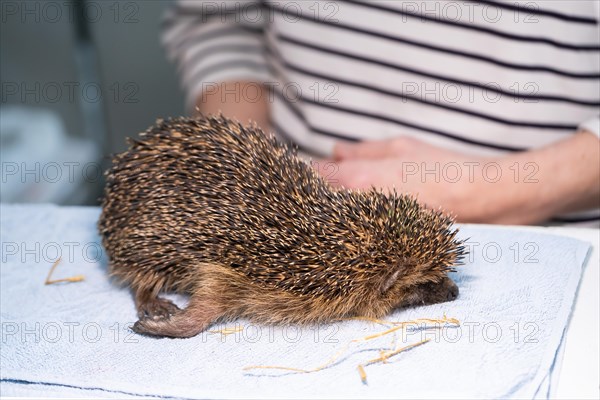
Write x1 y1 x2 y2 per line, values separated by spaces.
0 204 590 399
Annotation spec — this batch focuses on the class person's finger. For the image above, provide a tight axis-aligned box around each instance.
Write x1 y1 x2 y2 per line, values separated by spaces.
333 139 397 160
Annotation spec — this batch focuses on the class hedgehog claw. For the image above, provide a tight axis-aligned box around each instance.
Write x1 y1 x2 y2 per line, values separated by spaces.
132 318 165 337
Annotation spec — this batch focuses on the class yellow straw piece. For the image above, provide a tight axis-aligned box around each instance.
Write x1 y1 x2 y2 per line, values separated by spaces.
45 275 85 284
379 350 389 364
356 338 431 384
44 257 85 285
346 316 393 326
244 316 458 383
354 316 458 342
363 338 431 367
208 326 244 335
357 364 367 384
244 340 354 374
348 315 459 327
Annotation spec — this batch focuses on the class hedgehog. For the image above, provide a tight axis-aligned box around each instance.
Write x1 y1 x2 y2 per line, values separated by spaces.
98 114 465 338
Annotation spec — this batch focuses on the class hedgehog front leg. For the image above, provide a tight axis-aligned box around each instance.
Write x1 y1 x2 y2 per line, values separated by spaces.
132 295 222 338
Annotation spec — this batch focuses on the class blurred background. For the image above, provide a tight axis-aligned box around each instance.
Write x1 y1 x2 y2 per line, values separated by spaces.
1 0 184 205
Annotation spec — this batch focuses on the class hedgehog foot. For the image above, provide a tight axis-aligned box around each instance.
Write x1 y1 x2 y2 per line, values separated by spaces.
132 297 221 338
134 289 180 320
137 297 180 320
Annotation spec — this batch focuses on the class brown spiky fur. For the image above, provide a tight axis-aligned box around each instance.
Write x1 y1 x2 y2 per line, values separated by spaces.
98 115 465 338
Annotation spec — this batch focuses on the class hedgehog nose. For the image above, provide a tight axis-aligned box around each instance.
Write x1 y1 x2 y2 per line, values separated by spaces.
447 283 459 301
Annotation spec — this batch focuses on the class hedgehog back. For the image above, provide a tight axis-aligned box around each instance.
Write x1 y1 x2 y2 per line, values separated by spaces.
99 116 366 296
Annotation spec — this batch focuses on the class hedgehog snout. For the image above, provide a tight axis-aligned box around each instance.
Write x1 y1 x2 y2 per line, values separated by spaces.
446 279 459 301
398 276 459 308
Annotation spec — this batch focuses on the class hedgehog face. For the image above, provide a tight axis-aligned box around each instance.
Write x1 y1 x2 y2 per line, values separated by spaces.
351 247 460 308
340 191 464 309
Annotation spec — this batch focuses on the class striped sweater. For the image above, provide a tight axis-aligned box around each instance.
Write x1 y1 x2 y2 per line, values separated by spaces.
162 0 600 225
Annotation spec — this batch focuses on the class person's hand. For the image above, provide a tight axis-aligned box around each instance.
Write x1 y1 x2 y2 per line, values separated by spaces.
313 137 488 221
313 131 600 224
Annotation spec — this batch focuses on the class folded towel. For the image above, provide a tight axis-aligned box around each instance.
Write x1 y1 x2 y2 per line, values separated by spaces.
0 204 590 399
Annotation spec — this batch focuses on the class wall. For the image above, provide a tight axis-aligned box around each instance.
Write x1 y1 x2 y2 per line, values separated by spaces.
1 0 185 204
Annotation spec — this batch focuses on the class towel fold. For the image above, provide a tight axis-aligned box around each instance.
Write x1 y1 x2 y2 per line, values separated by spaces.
0 204 590 399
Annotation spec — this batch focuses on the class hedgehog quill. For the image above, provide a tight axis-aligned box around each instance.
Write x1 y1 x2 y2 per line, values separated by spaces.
99 115 466 338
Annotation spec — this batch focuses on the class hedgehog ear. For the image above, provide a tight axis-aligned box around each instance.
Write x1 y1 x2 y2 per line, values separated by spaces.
379 269 401 293
377 259 417 294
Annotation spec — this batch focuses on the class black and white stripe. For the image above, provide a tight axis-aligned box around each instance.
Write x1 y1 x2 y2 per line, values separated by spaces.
162 0 600 225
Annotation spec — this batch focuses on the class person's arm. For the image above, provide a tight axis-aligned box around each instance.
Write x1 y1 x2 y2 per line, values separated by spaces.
470 130 599 224
196 80 271 132
323 129 600 224
162 0 270 126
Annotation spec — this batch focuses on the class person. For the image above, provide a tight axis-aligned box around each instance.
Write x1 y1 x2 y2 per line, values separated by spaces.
161 0 600 226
